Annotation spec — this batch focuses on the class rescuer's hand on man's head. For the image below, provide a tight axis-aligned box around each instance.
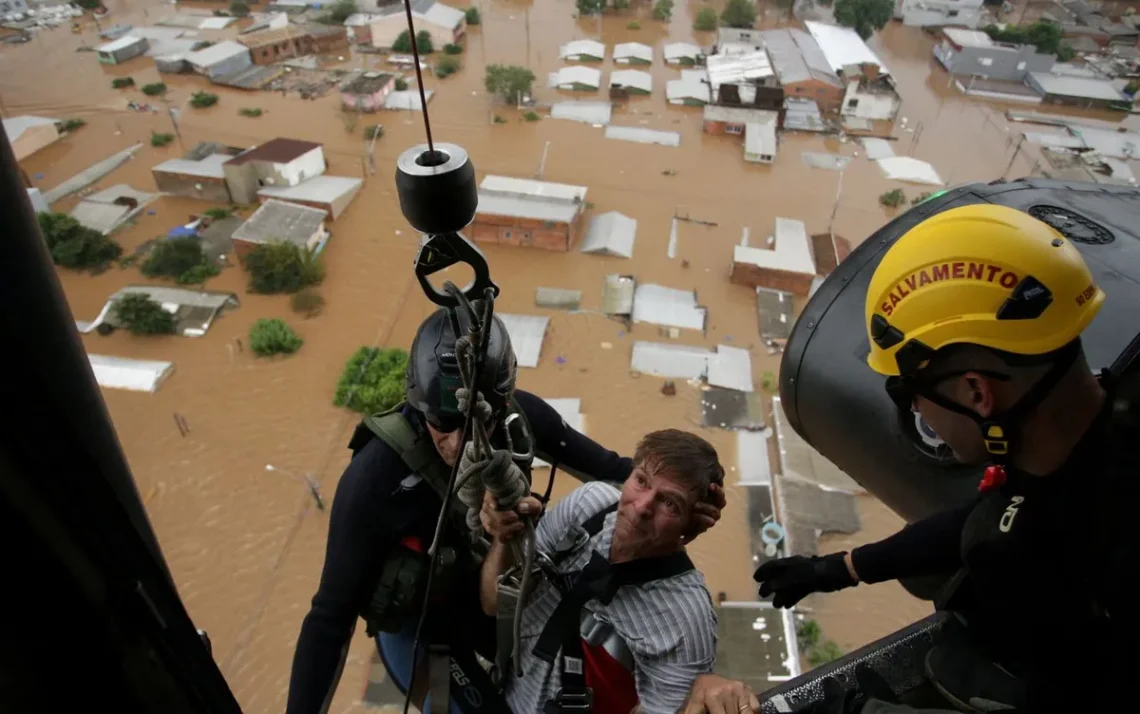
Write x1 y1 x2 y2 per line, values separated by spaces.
753 553 857 608
479 490 541 541
683 482 726 543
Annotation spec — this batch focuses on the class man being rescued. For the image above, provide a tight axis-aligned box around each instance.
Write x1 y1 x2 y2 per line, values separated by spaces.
480 430 739 714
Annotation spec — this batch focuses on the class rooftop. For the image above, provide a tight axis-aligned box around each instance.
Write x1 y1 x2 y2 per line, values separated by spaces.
745 121 777 158
667 71 710 103
1030 72 1127 101
186 40 249 67
631 283 707 332
733 217 816 275
610 69 652 92
758 28 841 88
943 27 995 48
663 42 701 60
227 137 322 166
580 211 636 258
613 41 652 62
232 199 327 245
550 65 602 88
704 105 777 124
476 175 588 223
2 115 57 141
373 0 465 29
97 35 145 53
238 25 309 49
342 71 396 94
152 153 232 178
560 39 606 59
804 20 889 76
257 174 363 202
707 51 775 90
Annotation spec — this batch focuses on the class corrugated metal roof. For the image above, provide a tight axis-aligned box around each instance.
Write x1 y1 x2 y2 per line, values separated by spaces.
89 355 174 394
97 35 145 53
613 42 652 63
496 313 549 368
535 287 582 309
667 74 710 104
533 398 582 468
631 341 711 379
549 66 601 88
664 42 700 62
707 51 774 91
603 274 636 315
735 430 771 484
756 286 794 343
758 28 841 88
632 284 707 332
559 39 605 60
805 21 889 75
943 28 993 47
421 2 465 29
152 153 232 178
385 89 434 110
550 100 612 125
744 121 777 160
186 40 249 68
877 156 944 185
580 211 636 258
2 115 57 141
708 345 754 392
703 105 777 124
1029 72 1125 101
232 199 327 245
609 69 652 93
71 201 133 235
861 137 895 159
258 175 363 203
604 126 678 147
733 217 815 275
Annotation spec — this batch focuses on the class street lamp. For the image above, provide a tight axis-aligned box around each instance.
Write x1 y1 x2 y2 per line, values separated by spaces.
265 464 325 511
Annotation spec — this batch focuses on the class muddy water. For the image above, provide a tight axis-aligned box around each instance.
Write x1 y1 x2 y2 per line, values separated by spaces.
0 1 1115 709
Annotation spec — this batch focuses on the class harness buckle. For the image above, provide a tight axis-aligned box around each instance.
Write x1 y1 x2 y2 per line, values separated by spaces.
547 687 594 712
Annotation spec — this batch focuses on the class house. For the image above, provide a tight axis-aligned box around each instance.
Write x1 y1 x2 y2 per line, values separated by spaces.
89 286 239 337
610 69 652 96
703 105 778 135
580 211 636 258
344 13 382 44
470 175 588 252
231 199 329 261
369 0 465 50
717 27 765 55
239 24 348 64
257 175 363 219
341 71 397 112
934 28 1055 80
3 115 61 161
549 66 601 91
806 21 900 123
744 121 777 164
70 184 156 235
667 70 711 105
1026 72 1130 109
759 28 844 114
223 138 326 204
664 42 701 66
894 0 984 29
185 40 252 79
614 42 652 65
152 154 236 202
96 35 148 64
706 51 783 111
560 39 605 62
730 217 817 295
810 232 853 277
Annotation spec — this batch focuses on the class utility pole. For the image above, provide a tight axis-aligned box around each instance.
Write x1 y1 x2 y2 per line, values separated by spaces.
536 140 550 179
163 95 185 152
1003 133 1026 179
828 167 844 237
525 5 531 69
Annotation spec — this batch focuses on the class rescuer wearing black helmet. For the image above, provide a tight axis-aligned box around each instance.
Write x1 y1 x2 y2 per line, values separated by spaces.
286 307 726 714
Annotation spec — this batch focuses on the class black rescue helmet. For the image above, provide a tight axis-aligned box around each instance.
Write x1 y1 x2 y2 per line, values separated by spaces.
406 306 517 430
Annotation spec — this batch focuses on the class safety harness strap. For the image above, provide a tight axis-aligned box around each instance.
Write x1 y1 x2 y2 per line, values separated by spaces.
427 645 451 714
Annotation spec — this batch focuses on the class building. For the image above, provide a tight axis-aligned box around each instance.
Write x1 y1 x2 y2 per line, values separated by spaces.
559 39 605 62
185 40 252 79
96 35 148 64
609 69 652 96
549 66 601 91
703 105 777 135
744 120 777 164
368 0 465 50
934 28 1055 80
716 27 765 55
664 42 701 66
667 70 711 105
152 153 235 203
706 51 783 111
759 28 844 114
614 42 652 65
1 0 29 13
805 21 900 123
344 13 381 44
223 138 326 204
730 217 817 295
231 199 328 261
90 286 239 337
341 71 397 111
257 175 363 219
3 115 61 161
894 0 984 29
1027 72 1130 109
470 175 588 252
239 24 348 64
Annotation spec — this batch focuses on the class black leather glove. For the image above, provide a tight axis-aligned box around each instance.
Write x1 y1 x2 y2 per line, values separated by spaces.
753 553 856 608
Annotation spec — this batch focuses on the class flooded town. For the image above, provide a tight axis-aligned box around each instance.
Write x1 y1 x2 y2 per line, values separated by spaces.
4 0 1139 708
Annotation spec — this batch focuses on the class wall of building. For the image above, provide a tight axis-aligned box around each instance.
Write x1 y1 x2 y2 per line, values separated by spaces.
201 50 252 79
900 0 983 29
470 213 574 251
841 81 899 120
271 147 326 185
255 194 333 218
153 171 232 203
729 263 815 296
369 15 458 50
935 41 1055 80
223 164 260 204
12 124 60 162
782 80 844 113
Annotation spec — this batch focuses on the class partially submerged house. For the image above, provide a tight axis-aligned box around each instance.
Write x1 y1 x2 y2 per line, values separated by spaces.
90 285 240 337
730 217 817 296
222 138 326 204
257 175 363 219
631 283 707 332
667 70 711 105
744 120 778 164
549 66 601 91
759 28 844 114
89 355 175 394
239 24 348 64
496 313 550 368
934 28 1055 81
368 0 465 50
70 184 156 235
151 153 236 203
716 27 765 55
894 0 984 29
704 106 780 163
560 39 605 62
97 35 148 64
3 115 61 161
664 42 701 66
580 211 636 258
341 71 397 112
609 69 652 96
1027 72 1130 109
706 51 783 112
470 175 588 252
185 40 252 79
613 42 652 65
805 21 900 124
231 199 329 261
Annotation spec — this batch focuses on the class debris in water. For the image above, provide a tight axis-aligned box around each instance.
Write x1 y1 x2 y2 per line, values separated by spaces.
661 380 676 396
555 355 567 365
681 259 690 269
662 169 677 176
601 342 613 350
147 210 157 216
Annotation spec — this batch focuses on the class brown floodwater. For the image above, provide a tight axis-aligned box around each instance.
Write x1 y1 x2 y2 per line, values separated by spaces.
2 0 1131 710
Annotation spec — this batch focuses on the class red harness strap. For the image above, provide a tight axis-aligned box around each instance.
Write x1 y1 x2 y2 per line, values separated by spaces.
582 640 638 714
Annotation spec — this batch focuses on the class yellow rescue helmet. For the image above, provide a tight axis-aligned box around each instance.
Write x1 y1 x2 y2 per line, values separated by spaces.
865 205 1104 377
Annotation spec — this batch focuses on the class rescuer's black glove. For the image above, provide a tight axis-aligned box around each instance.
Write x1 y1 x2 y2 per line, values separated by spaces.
753 552 856 608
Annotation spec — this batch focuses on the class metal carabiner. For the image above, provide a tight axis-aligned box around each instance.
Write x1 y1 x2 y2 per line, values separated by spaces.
414 232 501 308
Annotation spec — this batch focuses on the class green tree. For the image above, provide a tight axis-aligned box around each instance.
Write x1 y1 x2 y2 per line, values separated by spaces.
443 42 463 54
37 212 122 270
416 30 434 53
465 6 480 24
112 293 176 335
652 0 674 20
291 288 326 318
834 0 893 39
436 55 460 77
334 347 410 413
249 318 303 357
395 78 409 90
151 132 175 147
879 188 906 207
577 0 604 15
484 64 537 102
720 0 756 28
229 0 249 16
141 238 208 279
320 0 357 24
613 0 629 9
111 76 134 89
243 242 324 294
393 31 412 52
190 91 218 108
694 7 717 31
141 82 167 97
204 207 232 219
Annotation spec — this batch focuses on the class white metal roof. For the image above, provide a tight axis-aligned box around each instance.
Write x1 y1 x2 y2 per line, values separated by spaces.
703 105 777 124
877 156 945 186
127 25 187 42
186 40 249 68
707 51 774 90
632 284 707 332
71 201 132 235
477 176 587 223
550 100 612 125
758 28 841 87
580 211 636 258
559 39 605 60
199 16 236 30
609 69 652 93
667 74 710 104
707 345 754 392
613 42 652 63
664 42 700 62
744 121 777 159
97 35 145 53
257 175 363 203
861 137 895 160
421 2 465 29
550 66 601 88
1029 72 1126 101
736 430 771 485
943 27 994 47
89 355 174 394
2 115 57 141
232 199 327 245
805 21 889 75
533 398 582 468
496 313 549 368
604 126 679 147
384 89 434 110
631 341 712 379
152 153 232 178
733 217 815 275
